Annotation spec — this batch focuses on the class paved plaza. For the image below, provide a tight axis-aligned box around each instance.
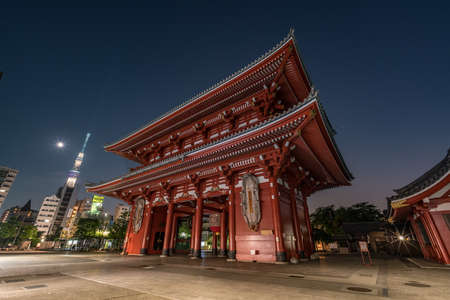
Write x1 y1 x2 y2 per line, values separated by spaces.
0 253 449 299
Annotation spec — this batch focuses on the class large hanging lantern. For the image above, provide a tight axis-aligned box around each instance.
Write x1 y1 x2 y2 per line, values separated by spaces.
209 213 220 232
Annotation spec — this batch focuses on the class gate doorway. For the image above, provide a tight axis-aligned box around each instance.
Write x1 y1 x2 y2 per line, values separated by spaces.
153 232 164 251
175 216 191 252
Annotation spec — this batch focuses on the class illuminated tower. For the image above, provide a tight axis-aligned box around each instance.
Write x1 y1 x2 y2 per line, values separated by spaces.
50 133 91 235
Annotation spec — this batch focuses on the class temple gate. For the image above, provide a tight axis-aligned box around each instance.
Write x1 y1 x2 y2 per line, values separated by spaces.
87 31 352 263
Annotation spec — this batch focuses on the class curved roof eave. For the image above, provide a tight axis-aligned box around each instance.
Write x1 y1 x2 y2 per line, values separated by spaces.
315 99 353 182
104 30 312 152
389 171 449 205
88 97 318 192
393 149 450 195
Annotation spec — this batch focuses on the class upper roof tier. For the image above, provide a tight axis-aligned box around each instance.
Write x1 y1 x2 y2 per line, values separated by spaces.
104 30 312 155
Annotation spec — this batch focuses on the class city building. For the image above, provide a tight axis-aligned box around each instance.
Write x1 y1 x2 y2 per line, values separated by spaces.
87 32 352 263
114 204 130 222
35 193 61 237
0 200 37 225
77 196 92 214
0 166 19 209
60 197 92 239
388 148 450 265
0 206 20 223
51 185 75 235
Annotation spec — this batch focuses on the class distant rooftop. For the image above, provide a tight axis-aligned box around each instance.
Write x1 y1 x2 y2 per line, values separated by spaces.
388 148 450 201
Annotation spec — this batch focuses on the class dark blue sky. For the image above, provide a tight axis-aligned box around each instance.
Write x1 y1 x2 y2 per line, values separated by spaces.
1 1 449 215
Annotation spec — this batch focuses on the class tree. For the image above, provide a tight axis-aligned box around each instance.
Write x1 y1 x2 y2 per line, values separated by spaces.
345 202 384 222
312 228 333 244
18 224 40 247
109 211 129 250
310 205 340 236
0 219 18 247
73 218 103 251
74 218 101 240
46 226 62 241
311 202 384 239
0 218 41 248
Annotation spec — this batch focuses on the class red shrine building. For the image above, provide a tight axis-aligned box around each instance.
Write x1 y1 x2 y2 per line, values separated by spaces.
87 32 352 263
388 149 450 265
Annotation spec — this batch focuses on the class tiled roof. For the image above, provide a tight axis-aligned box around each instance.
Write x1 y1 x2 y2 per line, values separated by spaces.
388 148 450 201
105 30 306 150
87 96 318 190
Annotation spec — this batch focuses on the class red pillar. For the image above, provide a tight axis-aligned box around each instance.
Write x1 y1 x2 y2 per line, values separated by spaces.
227 191 236 261
122 205 135 255
169 215 178 255
192 197 203 258
219 210 227 257
303 194 313 257
423 211 450 264
141 205 153 254
289 188 302 259
212 232 218 256
409 216 431 259
270 176 287 262
420 214 442 261
161 202 174 257
189 213 196 256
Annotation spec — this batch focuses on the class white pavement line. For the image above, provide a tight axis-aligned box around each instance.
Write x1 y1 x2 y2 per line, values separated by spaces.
406 258 450 270
162 263 371 286
0 261 97 269
61 272 177 300
163 262 308 279
376 261 389 298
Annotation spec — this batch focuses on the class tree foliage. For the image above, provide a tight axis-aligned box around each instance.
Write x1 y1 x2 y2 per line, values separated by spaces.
18 224 40 246
46 226 62 241
0 219 18 246
108 211 129 250
74 218 101 240
0 218 41 247
109 211 129 241
311 202 384 242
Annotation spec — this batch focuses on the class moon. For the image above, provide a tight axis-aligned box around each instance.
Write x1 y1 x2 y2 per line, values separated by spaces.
56 141 65 148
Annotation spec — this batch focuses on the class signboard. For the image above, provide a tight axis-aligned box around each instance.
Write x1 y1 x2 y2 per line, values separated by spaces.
358 241 372 265
90 195 104 214
359 241 369 252
329 242 338 250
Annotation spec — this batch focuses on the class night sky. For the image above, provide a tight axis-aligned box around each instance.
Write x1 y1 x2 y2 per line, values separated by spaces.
1 2 449 216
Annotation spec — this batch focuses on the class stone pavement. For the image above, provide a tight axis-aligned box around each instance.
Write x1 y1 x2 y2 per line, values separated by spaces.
406 257 450 269
0 253 449 299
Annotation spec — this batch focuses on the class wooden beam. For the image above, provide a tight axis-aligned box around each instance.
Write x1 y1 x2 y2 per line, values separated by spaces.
203 205 224 213
175 207 195 214
280 73 299 103
297 135 336 184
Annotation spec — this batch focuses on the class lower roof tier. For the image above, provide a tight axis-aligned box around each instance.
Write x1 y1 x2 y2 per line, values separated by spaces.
87 96 352 200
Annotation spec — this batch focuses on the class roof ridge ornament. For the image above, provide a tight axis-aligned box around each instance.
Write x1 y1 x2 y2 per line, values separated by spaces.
305 86 319 102
288 28 295 38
